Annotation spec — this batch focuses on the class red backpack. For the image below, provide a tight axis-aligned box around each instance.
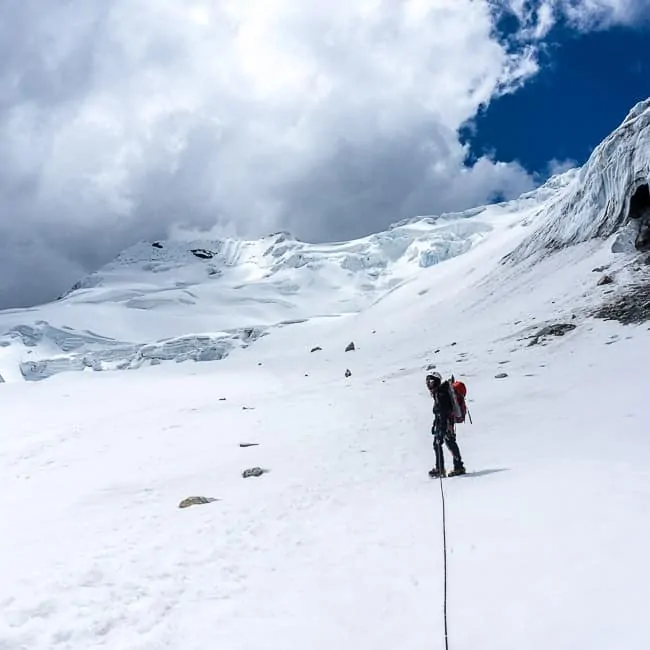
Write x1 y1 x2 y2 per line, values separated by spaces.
448 377 469 424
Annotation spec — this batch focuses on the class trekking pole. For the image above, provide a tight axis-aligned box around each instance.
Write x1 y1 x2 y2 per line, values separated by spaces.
467 408 473 424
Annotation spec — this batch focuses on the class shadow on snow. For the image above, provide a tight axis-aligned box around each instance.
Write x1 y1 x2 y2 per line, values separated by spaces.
458 468 510 479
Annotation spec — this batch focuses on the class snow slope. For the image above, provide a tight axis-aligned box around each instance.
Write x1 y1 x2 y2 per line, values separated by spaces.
2 100 650 649
2 223 650 650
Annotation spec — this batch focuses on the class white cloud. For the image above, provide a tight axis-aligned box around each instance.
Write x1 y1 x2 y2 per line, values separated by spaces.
547 158 579 176
0 0 644 307
564 0 650 29
504 0 558 39
504 0 650 33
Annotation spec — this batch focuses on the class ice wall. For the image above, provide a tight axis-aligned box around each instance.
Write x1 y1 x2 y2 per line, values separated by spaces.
508 99 650 261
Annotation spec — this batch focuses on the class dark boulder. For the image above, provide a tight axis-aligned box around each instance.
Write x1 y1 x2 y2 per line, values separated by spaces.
242 467 267 478
179 496 218 508
190 248 215 260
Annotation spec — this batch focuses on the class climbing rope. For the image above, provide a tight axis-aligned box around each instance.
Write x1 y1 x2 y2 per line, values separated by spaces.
438 474 450 650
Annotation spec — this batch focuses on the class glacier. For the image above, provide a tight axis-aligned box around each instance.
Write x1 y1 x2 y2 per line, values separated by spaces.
0 217 500 381
1 99 650 382
508 98 650 261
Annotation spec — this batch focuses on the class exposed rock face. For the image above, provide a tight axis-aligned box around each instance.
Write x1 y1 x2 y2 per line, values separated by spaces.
345 341 355 352
528 323 577 346
594 282 650 324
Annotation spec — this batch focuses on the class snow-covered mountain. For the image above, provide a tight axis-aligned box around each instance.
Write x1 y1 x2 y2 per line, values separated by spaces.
2 100 649 383
0 177 558 382
2 101 650 650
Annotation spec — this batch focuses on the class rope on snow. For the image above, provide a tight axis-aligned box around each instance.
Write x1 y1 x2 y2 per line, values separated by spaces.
438 474 450 650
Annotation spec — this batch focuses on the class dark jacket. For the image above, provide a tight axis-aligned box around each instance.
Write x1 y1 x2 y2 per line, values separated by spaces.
431 380 454 423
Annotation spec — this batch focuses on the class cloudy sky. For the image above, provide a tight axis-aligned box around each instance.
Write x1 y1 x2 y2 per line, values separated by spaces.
1 0 649 308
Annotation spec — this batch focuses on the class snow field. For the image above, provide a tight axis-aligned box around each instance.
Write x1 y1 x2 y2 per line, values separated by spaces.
2 275 650 649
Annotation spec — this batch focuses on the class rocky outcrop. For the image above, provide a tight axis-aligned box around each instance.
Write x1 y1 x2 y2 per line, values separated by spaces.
527 323 577 346
594 281 650 324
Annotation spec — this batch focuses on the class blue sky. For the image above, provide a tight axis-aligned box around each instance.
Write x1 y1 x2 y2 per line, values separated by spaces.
464 20 650 177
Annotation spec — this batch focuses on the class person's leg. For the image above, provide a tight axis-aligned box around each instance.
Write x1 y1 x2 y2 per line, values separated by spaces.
429 419 446 477
433 434 446 475
444 425 465 472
